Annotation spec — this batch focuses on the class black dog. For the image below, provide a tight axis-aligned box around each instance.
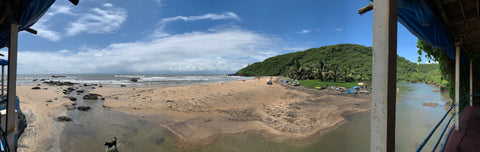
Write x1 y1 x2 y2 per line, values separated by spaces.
104 137 117 150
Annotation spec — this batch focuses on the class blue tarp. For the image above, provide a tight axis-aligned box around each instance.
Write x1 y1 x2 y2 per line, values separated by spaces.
0 59 7 66
398 0 461 61
0 0 55 49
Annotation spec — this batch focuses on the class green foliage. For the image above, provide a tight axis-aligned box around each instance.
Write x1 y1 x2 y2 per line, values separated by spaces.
236 43 442 86
416 40 470 106
236 44 373 81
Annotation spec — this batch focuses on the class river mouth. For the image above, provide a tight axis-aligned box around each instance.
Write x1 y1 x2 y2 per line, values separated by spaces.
59 86 182 152
58 82 450 151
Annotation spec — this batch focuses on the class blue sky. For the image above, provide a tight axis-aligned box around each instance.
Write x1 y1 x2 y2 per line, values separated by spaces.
1 0 422 74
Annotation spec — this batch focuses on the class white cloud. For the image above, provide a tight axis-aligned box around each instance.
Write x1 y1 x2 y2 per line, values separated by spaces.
13 29 279 74
30 4 75 41
161 12 240 23
30 3 127 41
297 29 310 34
335 28 343 32
153 12 241 38
66 6 127 36
103 3 113 7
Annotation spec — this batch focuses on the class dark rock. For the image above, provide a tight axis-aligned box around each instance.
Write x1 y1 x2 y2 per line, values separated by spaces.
68 97 77 101
37 84 41 86
84 93 102 100
120 85 127 87
43 81 76 86
130 78 139 82
76 90 85 93
33 79 38 82
63 87 75 94
57 116 72 122
77 106 91 111
45 100 53 102
99 85 103 87
51 75 66 78
31 87 41 90
42 88 48 90
90 87 95 89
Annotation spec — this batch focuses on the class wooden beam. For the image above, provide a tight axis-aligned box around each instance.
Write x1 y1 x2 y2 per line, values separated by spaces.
459 0 473 40
358 3 373 15
451 16 480 26
435 0 459 42
371 0 397 151
6 22 17 151
477 0 479 17
458 30 480 37
443 0 460 4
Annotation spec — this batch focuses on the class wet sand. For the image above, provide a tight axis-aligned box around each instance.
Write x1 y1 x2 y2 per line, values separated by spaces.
92 77 371 146
16 77 371 151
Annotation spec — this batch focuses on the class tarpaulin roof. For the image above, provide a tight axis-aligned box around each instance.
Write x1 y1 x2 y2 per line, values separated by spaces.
397 0 457 59
0 0 55 49
0 59 7 66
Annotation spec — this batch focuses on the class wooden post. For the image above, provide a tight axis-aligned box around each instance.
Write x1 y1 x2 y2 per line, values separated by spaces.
2 65 4 97
470 60 473 107
7 22 18 151
371 0 397 151
455 45 460 131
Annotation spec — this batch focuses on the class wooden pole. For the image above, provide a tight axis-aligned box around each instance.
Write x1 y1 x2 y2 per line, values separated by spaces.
2 65 4 97
7 22 18 150
371 0 397 151
455 45 460 131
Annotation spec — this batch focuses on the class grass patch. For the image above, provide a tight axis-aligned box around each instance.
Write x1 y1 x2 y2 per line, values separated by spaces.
298 80 371 89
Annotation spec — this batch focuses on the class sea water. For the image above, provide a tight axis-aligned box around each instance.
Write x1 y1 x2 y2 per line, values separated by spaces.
16 74 251 86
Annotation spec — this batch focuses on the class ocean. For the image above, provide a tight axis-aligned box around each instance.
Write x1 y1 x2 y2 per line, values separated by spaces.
16 74 252 86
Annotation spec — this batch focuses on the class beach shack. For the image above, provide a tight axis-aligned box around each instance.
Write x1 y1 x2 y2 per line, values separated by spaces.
360 0 480 151
0 0 78 151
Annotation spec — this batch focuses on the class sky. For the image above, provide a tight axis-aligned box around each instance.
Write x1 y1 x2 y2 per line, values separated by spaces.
0 0 422 74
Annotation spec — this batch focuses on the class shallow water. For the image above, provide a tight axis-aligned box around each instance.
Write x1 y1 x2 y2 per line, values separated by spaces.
59 83 451 151
59 87 182 152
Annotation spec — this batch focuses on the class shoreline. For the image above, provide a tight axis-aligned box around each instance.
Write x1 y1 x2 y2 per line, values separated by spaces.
91 77 371 146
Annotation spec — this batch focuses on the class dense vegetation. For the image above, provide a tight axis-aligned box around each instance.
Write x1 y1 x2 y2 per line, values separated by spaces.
417 40 473 107
236 44 443 85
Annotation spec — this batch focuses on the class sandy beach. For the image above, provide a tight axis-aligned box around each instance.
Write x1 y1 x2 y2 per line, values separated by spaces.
15 77 371 151
16 85 72 151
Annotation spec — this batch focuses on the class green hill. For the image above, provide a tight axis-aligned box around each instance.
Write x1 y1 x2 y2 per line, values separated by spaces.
236 44 443 85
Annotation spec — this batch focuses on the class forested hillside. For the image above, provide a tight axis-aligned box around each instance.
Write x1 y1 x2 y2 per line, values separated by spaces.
236 44 444 85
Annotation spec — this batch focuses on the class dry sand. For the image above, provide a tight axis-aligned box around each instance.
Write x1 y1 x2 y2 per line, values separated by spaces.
15 77 371 151
92 77 371 146
16 85 73 152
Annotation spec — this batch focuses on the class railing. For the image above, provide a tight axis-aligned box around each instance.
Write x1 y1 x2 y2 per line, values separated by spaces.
0 125 12 152
416 94 470 152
